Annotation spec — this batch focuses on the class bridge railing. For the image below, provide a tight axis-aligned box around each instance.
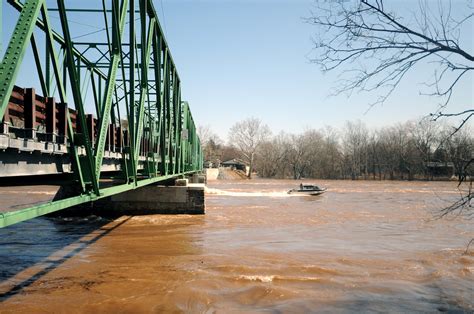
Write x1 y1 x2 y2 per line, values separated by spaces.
0 0 203 227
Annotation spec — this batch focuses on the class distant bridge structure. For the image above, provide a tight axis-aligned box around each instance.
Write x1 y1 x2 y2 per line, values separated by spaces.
0 0 203 227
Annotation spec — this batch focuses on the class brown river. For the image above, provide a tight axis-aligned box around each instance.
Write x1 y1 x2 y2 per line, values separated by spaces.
0 180 472 313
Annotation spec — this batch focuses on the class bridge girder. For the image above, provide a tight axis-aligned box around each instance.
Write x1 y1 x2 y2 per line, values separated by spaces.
0 0 203 227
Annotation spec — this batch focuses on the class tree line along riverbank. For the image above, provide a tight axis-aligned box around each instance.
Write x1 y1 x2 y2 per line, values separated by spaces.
200 118 473 181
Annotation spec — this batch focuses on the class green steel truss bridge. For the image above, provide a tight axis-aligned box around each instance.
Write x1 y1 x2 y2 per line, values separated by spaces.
0 0 203 228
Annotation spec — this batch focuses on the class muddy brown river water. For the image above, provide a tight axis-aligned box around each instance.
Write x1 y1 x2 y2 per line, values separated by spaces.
0 180 472 313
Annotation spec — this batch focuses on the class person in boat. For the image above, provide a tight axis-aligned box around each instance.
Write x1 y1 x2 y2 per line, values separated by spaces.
300 183 303 190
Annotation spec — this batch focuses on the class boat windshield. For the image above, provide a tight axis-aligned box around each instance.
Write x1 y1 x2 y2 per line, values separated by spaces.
302 185 319 190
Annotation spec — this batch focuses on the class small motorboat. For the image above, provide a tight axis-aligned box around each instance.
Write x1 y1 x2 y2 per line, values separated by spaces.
287 184 327 196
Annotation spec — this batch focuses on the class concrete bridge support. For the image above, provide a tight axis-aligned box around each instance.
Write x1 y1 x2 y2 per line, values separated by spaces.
50 178 206 217
108 184 205 215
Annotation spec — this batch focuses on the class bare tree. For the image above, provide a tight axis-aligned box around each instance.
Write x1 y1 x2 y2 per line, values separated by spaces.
302 129 325 178
342 120 369 180
239 117 471 186
256 132 291 178
286 130 322 180
198 125 223 167
410 118 441 179
197 125 220 147
308 0 473 213
439 126 474 214
229 118 271 178
441 126 474 180
308 0 473 119
392 122 419 180
318 126 343 179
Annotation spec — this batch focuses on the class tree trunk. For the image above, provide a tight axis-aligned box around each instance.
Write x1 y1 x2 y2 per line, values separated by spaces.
248 154 253 179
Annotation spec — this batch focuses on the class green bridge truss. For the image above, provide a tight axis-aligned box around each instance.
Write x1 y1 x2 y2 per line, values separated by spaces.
0 0 203 227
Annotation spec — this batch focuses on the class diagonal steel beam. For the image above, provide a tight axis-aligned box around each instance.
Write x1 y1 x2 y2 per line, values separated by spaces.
134 20 156 170
94 0 129 183
41 3 88 192
56 0 99 194
0 0 43 120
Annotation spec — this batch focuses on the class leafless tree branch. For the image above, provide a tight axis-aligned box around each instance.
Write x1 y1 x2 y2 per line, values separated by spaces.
307 0 473 112
308 0 473 216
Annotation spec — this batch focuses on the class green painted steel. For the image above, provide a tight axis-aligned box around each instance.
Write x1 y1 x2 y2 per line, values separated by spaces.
0 171 199 228
0 0 43 120
0 0 203 228
0 1 2 56
94 0 129 179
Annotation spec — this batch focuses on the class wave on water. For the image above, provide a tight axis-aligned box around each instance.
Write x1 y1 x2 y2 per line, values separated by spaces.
206 186 458 197
205 187 300 198
327 188 459 194
238 275 275 282
237 274 329 283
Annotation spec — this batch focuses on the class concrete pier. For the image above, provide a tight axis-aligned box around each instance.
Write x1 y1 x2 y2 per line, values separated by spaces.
50 181 205 217
109 184 205 215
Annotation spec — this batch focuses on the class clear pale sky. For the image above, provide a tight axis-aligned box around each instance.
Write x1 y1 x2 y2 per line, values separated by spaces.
158 0 473 137
1 0 472 138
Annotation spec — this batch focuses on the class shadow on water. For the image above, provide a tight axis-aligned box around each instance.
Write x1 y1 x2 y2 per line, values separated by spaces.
0 214 130 301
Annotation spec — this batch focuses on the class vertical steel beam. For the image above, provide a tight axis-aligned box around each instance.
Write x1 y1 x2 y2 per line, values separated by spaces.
45 35 50 95
162 51 170 175
94 0 128 182
41 6 65 102
134 19 155 172
90 71 100 119
151 30 162 175
129 0 137 183
30 34 48 97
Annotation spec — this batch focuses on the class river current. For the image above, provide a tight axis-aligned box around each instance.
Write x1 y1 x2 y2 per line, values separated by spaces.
0 180 472 313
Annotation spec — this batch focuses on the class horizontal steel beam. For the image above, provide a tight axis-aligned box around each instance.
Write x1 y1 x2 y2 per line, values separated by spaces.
0 171 198 228
48 8 140 13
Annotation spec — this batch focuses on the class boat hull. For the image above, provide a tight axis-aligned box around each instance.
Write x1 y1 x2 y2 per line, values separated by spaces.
287 189 326 196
